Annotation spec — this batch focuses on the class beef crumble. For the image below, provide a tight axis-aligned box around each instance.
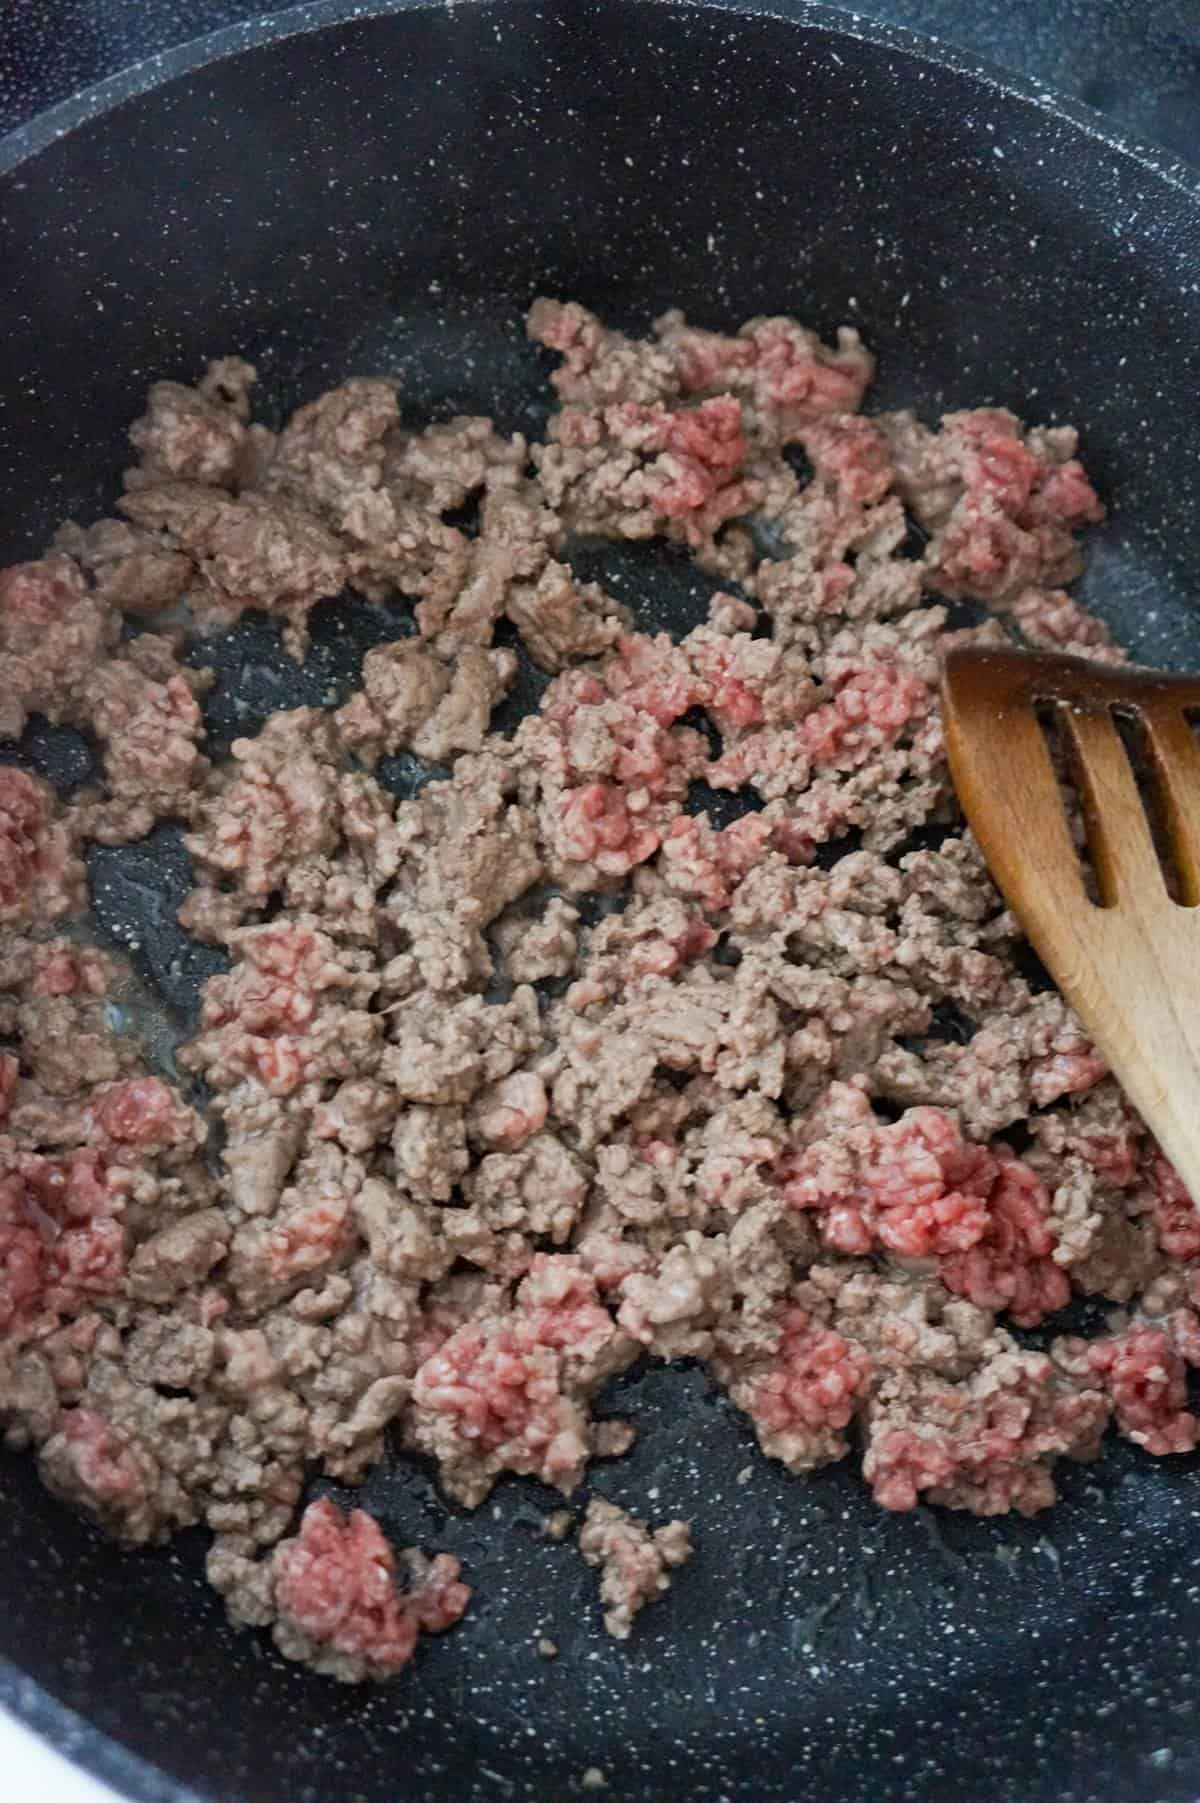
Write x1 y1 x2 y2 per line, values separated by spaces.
0 301 1193 1681
579 1498 693 1639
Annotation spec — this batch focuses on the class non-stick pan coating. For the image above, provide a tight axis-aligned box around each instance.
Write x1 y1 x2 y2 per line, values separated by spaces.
3 4 1200 1799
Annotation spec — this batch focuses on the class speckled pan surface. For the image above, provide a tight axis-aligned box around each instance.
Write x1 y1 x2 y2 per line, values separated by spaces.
3 0 1200 163
3 3 1200 1801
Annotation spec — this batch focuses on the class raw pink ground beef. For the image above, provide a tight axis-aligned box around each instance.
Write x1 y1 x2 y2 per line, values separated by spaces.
270 1497 468 1681
0 297 1194 1683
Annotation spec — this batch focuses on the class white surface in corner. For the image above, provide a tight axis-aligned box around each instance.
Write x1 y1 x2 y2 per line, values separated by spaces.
0 1709 121 1802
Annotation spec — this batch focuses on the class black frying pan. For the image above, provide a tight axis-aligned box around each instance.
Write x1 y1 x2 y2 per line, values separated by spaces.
3 3 1200 1799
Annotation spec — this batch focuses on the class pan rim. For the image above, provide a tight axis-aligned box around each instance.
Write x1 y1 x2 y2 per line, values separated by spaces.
0 3 1198 1801
2 0 1199 198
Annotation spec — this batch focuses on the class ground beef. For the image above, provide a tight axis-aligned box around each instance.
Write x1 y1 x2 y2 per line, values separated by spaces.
505 561 632 672
877 408 1105 603
532 392 761 556
861 1347 1109 1515
179 921 382 1099
0 770 86 925
119 483 348 655
528 300 873 447
80 647 212 844
182 710 344 919
262 1497 469 1682
0 544 212 848
406 1254 636 1504
53 517 194 619
0 555 120 740
578 1497 693 1638
335 641 517 767
0 297 1188 1685
125 358 258 492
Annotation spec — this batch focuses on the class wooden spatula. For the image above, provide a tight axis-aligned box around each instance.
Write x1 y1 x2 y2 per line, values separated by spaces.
942 645 1200 1203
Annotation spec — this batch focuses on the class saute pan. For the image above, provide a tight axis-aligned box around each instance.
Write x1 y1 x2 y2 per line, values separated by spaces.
3 4 1200 1799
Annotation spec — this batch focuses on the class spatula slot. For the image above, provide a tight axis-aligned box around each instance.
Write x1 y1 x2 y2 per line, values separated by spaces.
1059 699 1175 907
1035 700 1106 906
1141 704 1200 905
1107 703 1192 903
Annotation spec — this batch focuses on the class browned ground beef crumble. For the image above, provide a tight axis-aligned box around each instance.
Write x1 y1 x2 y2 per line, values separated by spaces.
0 300 1194 1680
